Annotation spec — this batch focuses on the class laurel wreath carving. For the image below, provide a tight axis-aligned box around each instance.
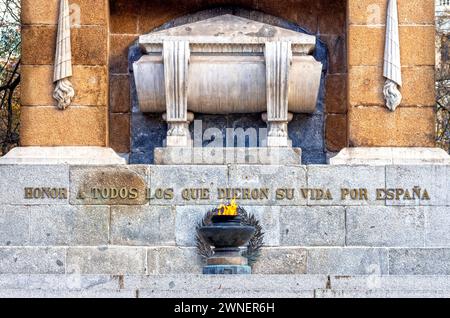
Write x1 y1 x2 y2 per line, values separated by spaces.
195 206 264 266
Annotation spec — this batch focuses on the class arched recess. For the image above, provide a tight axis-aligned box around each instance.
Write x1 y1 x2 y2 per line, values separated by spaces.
108 1 347 164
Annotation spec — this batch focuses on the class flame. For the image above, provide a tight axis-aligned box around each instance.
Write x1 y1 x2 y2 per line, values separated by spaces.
217 199 238 216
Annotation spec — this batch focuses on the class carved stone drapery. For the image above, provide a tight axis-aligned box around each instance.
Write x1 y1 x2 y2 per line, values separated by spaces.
265 41 292 147
163 40 192 147
383 0 402 111
53 0 75 110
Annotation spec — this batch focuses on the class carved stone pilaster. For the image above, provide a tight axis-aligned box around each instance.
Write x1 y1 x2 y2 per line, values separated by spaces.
265 41 292 147
163 40 192 147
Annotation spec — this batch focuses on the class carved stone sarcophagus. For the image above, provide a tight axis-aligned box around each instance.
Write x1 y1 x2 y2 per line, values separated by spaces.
133 15 323 147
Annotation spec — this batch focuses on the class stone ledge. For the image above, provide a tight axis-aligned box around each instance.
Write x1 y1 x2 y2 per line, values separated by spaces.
0 274 449 298
154 147 302 165
330 147 450 165
0 147 126 165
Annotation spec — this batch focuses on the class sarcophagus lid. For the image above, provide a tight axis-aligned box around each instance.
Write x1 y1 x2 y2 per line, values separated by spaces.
134 14 323 114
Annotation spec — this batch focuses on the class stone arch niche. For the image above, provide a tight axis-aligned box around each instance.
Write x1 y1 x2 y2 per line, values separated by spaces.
107 2 348 164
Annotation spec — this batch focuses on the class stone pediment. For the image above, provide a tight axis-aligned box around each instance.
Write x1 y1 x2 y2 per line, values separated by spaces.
139 14 316 54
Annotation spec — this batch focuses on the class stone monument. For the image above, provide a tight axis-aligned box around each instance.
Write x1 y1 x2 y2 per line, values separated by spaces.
0 0 449 298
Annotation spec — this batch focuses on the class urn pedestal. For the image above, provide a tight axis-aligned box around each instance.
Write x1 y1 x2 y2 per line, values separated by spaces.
198 215 255 275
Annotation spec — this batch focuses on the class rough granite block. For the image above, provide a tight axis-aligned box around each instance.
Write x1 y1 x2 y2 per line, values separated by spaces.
228 165 307 206
251 248 307 274
0 206 29 246
307 165 385 206
149 165 228 205
307 248 389 275
0 247 66 274
280 206 345 246
70 165 149 205
111 205 175 246
147 247 203 275
66 247 147 275
425 206 450 247
388 248 450 275
29 205 110 246
385 165 449 206
315 289 450 298
0 165 69 205
346 206 425 247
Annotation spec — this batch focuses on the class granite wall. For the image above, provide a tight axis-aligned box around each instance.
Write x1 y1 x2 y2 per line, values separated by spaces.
0 163 449 276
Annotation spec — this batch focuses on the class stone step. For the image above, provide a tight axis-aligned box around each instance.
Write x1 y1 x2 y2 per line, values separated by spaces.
0 274 449 298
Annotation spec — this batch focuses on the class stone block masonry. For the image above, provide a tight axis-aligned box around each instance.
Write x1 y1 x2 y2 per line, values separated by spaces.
0 163 449 277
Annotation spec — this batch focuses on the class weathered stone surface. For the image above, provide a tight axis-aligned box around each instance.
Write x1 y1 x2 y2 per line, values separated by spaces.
330 147 450 165
147 247 203 275
280 206 345 246
242 206 280 247
348 25 435 67
346 206 425 247
307 248 389 275
154 147 302 165
20 106 107 147
66 247 146 275
0 248 65 274
21 26 56 65
252 248 307 274
0 165 69 205
110 0 139 34
29 205 109 246
111 205 175 246
174 206 205 247
0 289 136 298
110 34 138 73
0 274 120 290
348 106 436 147
0 206 29 246
138 289 314 298
319 34 346 74
330 275 450 291
110 74 131 113
110 113 131 153
348 0 435 25
21 65 108 107
389 249 450 275
326 114 347 152
385 165 449 206
70 165 149 205
306 165 385 206
316 289 450 298
348 66 435 107
149 165 228 205
325 74 347 114
228 165 307 206
0 147 126 165
425 207 450 247
123 274 327 292
71 26 108 65
22 0 108 26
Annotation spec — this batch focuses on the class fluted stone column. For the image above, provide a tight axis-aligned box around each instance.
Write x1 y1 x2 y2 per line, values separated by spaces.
163 40 193 147
264 41 293 147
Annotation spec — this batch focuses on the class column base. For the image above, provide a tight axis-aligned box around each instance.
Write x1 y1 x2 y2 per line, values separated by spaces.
0 147 126 165
330 147 450 165
164 136 193 148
